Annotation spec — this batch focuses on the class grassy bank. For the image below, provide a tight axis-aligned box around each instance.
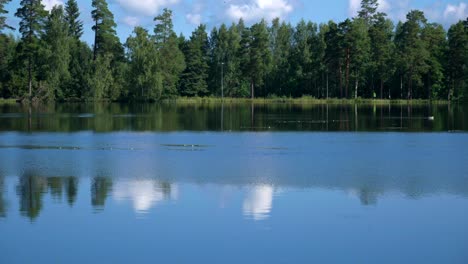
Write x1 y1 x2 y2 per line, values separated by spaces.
167 96 449 105
0 98 18 104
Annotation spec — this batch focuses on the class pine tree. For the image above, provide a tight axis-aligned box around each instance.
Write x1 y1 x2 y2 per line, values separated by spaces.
348 18 371 98
0 0 13 31
154 8 173 47
180 24 209 96
269 18 292 96
447 21 468 100
290 20 316 97
396 10 430 99
15 0 48 98
324 21 342 98
422 23 447 99
369 13 395 98
42 5 71 101
224 22 243 97
65 0 83 39
153 8 185 97
91 0 121 60
358 0 379 26
240 20 271 99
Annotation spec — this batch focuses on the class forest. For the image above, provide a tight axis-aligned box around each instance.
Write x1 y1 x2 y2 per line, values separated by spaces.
0 0 467 102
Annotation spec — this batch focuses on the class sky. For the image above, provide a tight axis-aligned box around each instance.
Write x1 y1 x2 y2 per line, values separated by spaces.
3 0 467 44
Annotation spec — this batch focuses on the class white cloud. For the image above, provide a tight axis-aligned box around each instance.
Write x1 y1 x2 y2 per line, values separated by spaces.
185 2 204 25
348 0 466 27
123 16 140 27
115 0 181 16
42 0 64 11
348 0 360 17
226 0 294 22
443 3 467 22
186 13 202 25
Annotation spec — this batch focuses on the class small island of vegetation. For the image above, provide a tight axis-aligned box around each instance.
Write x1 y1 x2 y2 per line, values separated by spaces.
0 0 467 103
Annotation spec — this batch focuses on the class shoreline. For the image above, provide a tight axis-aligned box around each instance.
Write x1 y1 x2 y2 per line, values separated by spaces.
170 97 451 105
0 97 456 105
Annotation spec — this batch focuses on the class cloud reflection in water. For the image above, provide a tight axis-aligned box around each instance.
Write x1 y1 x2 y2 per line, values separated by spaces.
243 185 274 221
113 179 178 213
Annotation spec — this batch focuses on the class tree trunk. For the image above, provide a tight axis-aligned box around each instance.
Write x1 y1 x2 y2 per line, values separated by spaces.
427 73 431 100
355 78 358 99
251 80 254 99
345 48 350 98
400 75 403 99
28 56 32 98
380 79 383 100
326 72 329 99
93 20 98 61
339 64 343 98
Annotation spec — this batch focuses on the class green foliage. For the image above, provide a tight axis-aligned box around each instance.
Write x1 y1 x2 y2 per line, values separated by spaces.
91 0 122 61
180 24 209 96
422 23 447 99
65 0 83 39
358 0 379 26
15 0 48 98
239 19 271 98
87 53 114 100
154 8 185 98
125 27 162 101
348 18 371 98
369 14 395 98
269 19 293 96
447 21 468 100
289 20 315 97
67 40 92 100
396 10 430 99
0 34 17 97
0 0 13 31
42 5 71 101
1 2 467 102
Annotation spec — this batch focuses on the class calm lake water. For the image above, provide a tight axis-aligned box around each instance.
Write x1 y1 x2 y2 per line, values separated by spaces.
1 103 468 263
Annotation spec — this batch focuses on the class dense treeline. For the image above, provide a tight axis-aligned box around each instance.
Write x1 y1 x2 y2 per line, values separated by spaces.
0 0 467 102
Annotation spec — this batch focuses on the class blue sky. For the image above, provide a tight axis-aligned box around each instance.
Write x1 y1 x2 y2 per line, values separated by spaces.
3 0 467 44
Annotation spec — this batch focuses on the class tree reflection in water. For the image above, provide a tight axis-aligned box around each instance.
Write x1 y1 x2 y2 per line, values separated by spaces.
16 173 47 220
91 177 113 210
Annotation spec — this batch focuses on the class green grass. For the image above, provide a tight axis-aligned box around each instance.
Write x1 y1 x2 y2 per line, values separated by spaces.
0 98 18 104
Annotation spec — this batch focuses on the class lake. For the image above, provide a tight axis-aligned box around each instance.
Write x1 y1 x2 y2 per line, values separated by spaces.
1 102 468 263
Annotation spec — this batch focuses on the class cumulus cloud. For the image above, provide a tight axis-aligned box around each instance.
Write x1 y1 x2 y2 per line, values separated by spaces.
186 13 202 25
123 16 140 27
443 2 467 22
115 0 181 16
226 0 294 22
348 0 466 26
185 2 204 25
42 0 63 11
